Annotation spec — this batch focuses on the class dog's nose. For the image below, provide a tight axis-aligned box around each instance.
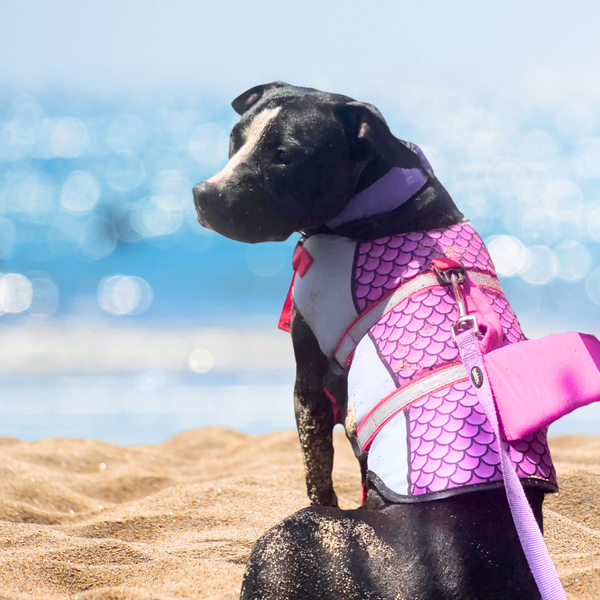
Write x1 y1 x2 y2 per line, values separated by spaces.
193 182 213 203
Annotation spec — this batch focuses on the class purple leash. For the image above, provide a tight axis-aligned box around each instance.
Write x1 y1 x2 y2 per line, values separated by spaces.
455 323 566 600
433 261 567 600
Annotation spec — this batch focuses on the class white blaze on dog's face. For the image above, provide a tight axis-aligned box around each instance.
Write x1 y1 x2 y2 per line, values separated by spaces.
206 106 283 184
192 99 356 243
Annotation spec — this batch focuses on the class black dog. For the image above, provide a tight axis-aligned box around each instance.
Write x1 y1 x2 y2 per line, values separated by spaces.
193 82 551 600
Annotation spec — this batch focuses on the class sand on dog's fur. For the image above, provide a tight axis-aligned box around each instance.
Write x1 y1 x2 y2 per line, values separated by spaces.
0 429 597 600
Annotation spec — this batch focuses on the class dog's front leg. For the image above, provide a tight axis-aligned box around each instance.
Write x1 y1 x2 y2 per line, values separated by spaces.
290 308 338 507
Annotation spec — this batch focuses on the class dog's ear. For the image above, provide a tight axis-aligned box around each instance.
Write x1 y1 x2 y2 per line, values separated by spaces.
232 82 290 115
337 102 424 170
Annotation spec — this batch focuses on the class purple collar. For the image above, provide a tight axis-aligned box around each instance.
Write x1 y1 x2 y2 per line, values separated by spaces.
326 144 433 230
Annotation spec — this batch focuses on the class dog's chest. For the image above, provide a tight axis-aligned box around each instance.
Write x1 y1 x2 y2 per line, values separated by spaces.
292 235 360 357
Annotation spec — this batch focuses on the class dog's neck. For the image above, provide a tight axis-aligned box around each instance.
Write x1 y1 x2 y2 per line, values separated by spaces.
316 159 464 241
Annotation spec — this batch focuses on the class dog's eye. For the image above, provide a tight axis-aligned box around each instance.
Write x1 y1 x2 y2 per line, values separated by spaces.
274 149 292 165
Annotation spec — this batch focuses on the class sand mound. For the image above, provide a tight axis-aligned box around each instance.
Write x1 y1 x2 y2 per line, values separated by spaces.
0 429 597 599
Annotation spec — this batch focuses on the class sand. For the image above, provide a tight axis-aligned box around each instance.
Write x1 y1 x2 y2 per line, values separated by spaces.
0 429 597 600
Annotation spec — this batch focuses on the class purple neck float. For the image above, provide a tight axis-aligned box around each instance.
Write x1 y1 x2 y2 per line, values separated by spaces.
327 160 431 229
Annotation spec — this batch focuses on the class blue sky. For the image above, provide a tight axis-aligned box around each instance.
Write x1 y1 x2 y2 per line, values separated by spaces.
1 0 599 102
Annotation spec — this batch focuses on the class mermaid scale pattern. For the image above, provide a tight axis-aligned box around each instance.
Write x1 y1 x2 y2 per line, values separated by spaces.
353 222 556 497
371 288 460 384
354 223 495 314
481 288 526 345
407 385 557 495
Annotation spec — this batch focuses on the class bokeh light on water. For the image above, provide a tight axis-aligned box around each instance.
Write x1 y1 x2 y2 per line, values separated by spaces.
189 123 229 164
188 348 214 374
97 275 152 315
486 236 527 277
0 273 32 313
50 117 89 158
519 246 557 286
106 114 148 155
60 171 100 213
29 277 59 316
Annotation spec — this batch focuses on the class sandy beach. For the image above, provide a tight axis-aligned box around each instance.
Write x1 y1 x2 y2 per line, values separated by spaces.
0 428 597 600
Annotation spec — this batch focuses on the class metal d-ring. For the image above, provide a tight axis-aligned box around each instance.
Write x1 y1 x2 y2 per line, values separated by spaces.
451 314 479 343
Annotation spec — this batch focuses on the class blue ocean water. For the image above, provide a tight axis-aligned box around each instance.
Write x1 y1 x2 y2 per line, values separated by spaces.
6 236 297 323
1 88 599 442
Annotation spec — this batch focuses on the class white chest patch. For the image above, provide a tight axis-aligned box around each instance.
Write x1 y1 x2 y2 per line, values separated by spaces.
292 235 358 357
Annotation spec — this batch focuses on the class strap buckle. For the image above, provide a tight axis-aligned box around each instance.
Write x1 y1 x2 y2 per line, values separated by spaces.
432 263 466 286
432 256 466 286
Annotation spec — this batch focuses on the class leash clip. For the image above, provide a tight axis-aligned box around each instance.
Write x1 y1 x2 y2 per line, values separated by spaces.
431 258 479 342
449 271 479 342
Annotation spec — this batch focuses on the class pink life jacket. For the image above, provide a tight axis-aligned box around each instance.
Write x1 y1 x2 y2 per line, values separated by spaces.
281 219 557 503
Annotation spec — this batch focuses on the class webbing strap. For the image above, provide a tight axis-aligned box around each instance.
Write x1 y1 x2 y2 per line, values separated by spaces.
456 329 566 600
334 271 502 367
356 363 468 451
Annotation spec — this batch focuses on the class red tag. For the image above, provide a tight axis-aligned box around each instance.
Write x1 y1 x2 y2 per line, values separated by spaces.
279 244 314 333
278 273 296 333
292 244 313 277
323 386 341 425
431 257 462 271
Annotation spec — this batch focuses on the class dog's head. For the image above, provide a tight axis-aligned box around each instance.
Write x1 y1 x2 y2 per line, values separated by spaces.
193 82 426 243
